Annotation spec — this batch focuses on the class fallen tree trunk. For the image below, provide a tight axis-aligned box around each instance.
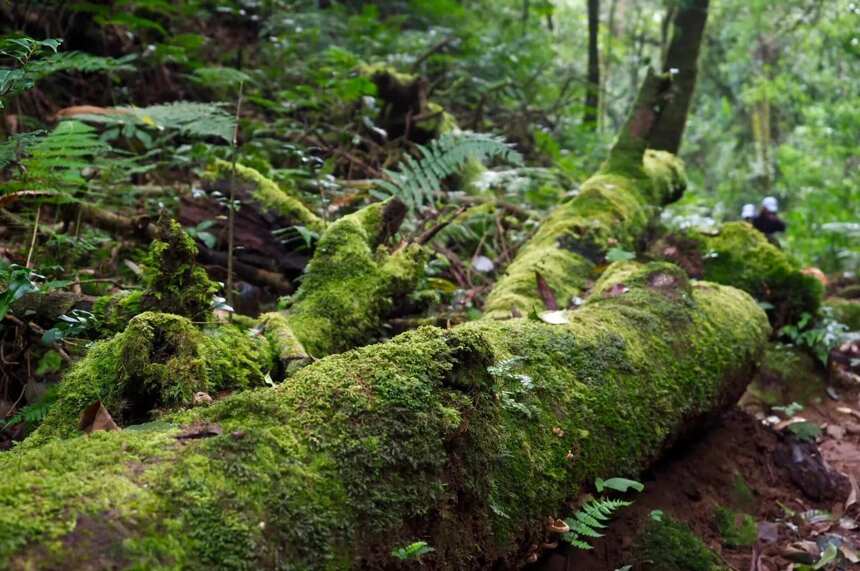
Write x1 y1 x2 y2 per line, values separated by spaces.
0 262 770 570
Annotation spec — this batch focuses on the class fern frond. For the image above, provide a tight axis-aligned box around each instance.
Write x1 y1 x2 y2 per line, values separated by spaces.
561 496 635 551
373 131 523 211
130 102 236 142
574 510 606 529
566 519 603 538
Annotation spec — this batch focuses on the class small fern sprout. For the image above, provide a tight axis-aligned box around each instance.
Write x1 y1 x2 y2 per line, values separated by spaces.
560 488 640 551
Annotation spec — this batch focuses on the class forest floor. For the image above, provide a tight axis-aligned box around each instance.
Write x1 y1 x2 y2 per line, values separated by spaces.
538 374 860 571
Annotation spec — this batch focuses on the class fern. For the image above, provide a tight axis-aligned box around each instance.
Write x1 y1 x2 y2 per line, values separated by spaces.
74 101 237 143
372 131 523 211
562 497 633 550
0 120 109 194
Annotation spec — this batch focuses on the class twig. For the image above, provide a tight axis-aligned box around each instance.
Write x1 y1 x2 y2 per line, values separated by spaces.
416 206 468 245
227 81 245 310
25 205 41 268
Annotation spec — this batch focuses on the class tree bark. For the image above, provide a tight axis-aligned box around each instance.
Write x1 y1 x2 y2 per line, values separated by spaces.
646 0 710 154
584 0 600 130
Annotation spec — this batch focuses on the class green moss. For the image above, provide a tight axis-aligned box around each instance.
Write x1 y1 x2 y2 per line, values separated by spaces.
204 160 323 233
826 297 860 330
24 312 274 447
484 151 685 319
714 507 757 547
93 289 144 334
742 342 824 409
691 222 823 328
0 263 769 569
634 516 723 571
93 219 219 333
284 200 428 356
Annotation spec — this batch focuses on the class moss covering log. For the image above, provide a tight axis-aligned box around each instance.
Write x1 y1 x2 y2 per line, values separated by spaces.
39 199 427 444
651 221 823 328
484 68 687 319
0 262 769 569
204 160 324 234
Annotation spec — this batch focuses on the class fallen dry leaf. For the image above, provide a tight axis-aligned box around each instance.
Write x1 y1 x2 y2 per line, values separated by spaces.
79 401 119 434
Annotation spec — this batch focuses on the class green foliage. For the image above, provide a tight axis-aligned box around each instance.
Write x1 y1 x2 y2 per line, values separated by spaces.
391 541 434 561
779 308 848 365
596 477 645 494
605 248 636 263
787 420 823 443
0 264 41 321
372 131 523 211
714 507 757 547
2 386 58 430
0 35 133 109
562 496 633 550
76 102 237 143
1 120 109 194
635 514 722 570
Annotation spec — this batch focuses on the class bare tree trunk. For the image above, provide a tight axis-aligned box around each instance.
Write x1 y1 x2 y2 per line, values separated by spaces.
647 0 710 154
584 0 600 130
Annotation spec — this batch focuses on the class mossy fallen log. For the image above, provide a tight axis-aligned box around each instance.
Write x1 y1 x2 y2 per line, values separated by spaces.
0 262 769 570
650 221 823 328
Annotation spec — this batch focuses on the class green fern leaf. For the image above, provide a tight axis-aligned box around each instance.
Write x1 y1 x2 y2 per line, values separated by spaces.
373 130 523 211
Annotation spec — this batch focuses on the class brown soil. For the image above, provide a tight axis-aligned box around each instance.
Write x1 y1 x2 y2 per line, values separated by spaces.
534 384 860 571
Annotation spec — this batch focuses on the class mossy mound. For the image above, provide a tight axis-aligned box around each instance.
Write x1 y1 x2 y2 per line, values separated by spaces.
634 515 724 571
688 222 823 328
741 342 825 409
283 199 427 356
1 263 770 569
94 219 219 333
24 312 275 446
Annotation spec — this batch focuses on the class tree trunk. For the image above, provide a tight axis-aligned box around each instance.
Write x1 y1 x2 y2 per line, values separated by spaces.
646 0 710 154
584 0 600 130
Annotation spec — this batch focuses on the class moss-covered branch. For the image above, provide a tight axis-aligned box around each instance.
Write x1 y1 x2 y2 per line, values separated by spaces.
483 149 685 318
0 262 769 569
650 221 823 328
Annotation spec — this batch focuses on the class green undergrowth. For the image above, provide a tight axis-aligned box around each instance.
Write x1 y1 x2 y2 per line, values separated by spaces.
634 515 724 571
714 507 757 547
0 263 769 569
825 297 860 330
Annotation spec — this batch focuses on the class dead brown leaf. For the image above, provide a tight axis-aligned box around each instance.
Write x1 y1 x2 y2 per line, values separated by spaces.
78 401 119 434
